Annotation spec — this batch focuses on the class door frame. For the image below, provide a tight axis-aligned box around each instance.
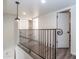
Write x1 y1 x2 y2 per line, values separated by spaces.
56 9 71 50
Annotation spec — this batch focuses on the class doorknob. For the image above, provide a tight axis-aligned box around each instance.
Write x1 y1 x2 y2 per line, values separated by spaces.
57 29 63 36
67 31 70 33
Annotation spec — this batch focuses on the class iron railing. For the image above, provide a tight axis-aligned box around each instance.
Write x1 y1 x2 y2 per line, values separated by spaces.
18 29 57 59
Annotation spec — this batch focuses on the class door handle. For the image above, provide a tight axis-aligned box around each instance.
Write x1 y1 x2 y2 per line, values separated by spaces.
57 29 63 36
67 31 70 33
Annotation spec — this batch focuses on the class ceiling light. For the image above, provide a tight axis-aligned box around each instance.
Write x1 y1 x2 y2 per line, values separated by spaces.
22 12 26 15
15 1 20 21
41 0 46 4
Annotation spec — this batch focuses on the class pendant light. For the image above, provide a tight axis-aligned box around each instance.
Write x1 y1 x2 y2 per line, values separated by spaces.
15 1 20 21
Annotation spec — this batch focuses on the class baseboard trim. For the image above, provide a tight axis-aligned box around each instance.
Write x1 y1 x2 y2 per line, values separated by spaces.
71 52 76 56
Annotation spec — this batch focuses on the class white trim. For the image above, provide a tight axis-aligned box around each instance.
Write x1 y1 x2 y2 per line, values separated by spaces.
56 4 76 13
56 6 71 13
71 51 76 56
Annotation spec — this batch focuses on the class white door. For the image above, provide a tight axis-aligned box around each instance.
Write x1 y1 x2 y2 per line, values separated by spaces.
57 12 69 48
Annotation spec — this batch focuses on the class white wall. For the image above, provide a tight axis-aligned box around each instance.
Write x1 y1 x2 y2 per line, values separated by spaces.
3 14 18 50
71 5 76 55
3 47 14 59
16 46 33 59
38 12 57 29
33 18 38 29
33 18 39 41
3 14 19 59
18 20 29 29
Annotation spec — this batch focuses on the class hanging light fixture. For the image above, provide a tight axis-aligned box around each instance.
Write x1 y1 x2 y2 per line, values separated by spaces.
15 1 20 21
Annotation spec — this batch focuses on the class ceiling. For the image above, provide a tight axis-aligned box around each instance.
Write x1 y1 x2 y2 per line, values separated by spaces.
3 0 76 19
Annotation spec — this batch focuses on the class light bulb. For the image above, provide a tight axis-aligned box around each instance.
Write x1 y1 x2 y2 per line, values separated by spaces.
41 0 46 4
22 12 26 15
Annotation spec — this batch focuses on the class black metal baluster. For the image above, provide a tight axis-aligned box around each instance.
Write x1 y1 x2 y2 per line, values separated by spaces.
42 30 44 57
39 30 40 55
40 30 42 56
39 30 42 58
47 30 48 59
50 30 51 59
53 30 56 59
45 30 46 59
42 30 45 59
46 30 47 59
41 30 43 57
52 30 54 59
53 30 55 59
42 30 44 58
44 30 46 58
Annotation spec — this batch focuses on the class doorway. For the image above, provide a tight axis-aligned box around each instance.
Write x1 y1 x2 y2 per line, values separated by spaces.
56 10 71 59
57 10 71 48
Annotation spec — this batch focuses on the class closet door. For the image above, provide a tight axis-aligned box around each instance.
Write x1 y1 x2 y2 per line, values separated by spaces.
57 13 69 48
